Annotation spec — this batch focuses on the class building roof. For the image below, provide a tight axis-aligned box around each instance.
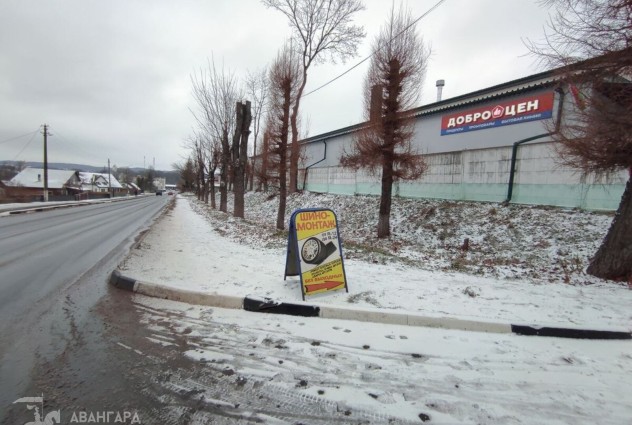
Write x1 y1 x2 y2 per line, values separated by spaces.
8 168 78 189
121 182 140 191
410 71 557 117
301 69 559 145
78 172 123 189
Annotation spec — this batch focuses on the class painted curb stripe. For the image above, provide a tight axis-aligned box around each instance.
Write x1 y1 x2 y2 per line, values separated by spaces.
511 325 631 340
109 271 630 340
136 282 244 309
243 296 320 317
109 270 137 292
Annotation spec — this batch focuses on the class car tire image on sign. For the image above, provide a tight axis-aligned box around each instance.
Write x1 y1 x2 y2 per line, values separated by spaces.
301 237 337 265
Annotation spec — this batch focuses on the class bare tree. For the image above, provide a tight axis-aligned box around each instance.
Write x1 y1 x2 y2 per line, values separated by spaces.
245 68 269 191
266 43 302 229
186 133 208 202
262 0 365 194
232 101 253 218
189 129 222 207
528 0 632 281
341 6 429 238
195 138 206 201
172 157 197 193
116 167 135 185
190 58 240 212
257 125 273 192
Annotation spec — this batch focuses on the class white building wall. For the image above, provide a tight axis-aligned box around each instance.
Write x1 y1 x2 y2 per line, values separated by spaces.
302 141 627 210
298 86 626 210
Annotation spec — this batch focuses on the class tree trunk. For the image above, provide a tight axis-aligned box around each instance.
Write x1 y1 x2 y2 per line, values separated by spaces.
196 172 201 201
587 175 632 280
197 157 204 201
277 136 288 229
245 160 251 192
210 166 216 209
376 59 401 239
232 102 245 218
220 129 229 213
203 178 209 204
250 145 256 191
377 158 393 238
277 159 287 230
288 69 308 194
261 132 270 192
233 101 252 219
276 81 292 230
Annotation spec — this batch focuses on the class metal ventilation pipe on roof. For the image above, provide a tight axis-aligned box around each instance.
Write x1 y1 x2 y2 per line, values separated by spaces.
436 79 445 102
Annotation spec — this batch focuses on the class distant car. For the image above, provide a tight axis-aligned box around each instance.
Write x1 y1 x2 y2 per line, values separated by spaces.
156 190 162 196
167 191 174 196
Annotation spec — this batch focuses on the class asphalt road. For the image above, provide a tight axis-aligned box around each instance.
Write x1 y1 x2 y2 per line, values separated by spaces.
0 195 168 412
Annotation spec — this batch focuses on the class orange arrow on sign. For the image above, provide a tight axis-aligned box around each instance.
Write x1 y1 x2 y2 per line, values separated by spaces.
305 281 344 293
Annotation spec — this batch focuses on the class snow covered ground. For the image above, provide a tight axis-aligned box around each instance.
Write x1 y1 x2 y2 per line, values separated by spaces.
134 295 632 424
119 193 632 424
121 193 631 330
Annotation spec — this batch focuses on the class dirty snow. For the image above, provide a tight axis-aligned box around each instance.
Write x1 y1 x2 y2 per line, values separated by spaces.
134 292 632 425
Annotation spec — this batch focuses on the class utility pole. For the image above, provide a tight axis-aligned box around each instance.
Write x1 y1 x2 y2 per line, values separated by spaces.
108 158 112 198
42 124 49 202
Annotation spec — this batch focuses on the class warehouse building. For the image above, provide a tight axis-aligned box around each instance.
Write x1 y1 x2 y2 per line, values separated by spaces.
299 69 628 210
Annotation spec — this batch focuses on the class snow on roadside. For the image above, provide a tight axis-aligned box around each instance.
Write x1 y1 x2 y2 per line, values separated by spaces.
0 194 149 214
121 194 632 329
202 191 618 285
134 294 632 425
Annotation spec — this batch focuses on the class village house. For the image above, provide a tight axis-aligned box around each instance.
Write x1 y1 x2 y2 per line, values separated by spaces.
0 168 132 203
77 172 124 194
4 168 81 202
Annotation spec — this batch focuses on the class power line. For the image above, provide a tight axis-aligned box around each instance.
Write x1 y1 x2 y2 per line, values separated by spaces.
302 0 449 98
53 130 99 159
0 128 41 145
11 129 40 161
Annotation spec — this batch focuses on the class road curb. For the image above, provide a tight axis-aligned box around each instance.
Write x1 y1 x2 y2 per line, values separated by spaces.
318 304 513 334
109 271 632 340
511 324 631 340
244 296 320 317
137 281 244 309
109 271 243 309
109 270 137 291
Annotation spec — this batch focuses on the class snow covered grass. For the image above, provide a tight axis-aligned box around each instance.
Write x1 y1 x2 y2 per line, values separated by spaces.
192 191 616 286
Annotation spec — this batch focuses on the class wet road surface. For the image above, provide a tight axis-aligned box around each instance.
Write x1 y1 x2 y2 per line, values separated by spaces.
0 196 168 415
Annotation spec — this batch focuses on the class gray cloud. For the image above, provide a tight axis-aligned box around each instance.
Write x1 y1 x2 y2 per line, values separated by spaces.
0 0 551 170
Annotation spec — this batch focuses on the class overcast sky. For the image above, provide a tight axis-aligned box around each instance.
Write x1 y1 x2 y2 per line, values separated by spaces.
0 0 553 171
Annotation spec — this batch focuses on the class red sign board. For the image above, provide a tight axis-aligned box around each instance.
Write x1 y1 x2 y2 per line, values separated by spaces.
441 92 555 136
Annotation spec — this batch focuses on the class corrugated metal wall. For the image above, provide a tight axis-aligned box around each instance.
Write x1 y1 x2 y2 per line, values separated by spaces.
302 141 627 210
